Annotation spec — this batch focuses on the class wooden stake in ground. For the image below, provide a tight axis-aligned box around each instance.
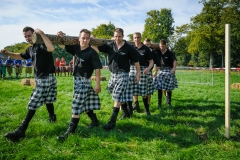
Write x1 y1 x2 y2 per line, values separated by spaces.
225 24 230 139
32 33 160 50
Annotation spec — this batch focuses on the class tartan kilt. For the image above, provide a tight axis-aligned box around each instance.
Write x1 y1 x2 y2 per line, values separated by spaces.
154 67 178 91
130 65 150 96
72 76 101 115
107 72 129 102
28 74 57 110
146 73 155 95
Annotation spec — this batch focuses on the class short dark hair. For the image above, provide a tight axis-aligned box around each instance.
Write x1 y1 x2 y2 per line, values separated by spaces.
114 28 124 35
133 32 141 37
144 38 151 42
159 39 167 45
79 29 91 37
23 26 34 33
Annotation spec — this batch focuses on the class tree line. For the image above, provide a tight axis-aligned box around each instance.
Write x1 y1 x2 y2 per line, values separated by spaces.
3 0 240 67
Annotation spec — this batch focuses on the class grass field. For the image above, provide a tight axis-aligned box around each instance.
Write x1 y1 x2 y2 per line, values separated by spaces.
0 69 240 160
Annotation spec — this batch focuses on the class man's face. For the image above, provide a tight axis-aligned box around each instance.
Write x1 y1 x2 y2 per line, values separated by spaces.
79 32 90 48
133 34 141 44
23 30 33 44
114 32 123 44
159 43 167 51
144 41 151 48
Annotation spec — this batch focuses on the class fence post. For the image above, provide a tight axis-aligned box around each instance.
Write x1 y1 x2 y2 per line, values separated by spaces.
225 24 230 139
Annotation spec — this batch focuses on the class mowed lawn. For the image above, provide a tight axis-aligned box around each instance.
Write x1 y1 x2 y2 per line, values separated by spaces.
0 69 240 160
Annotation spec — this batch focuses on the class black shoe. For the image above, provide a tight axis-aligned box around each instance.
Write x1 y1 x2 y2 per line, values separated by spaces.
103 108 119 130
4 121 28 141
49 114 56 123
87 112 99 128
119 104 131 120
133 102 140 113
103 121 115 130
119 112 130 120
88 120 99 129
57 122 77 141
4 130 25 141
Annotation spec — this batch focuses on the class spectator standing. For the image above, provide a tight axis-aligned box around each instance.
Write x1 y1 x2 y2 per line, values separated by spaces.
5 56 14 78
25 58 33 78
55 57 60 76
59 57 66 76
14 59 22 78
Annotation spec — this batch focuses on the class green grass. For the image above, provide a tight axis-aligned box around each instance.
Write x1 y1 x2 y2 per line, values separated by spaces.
0 69 240 160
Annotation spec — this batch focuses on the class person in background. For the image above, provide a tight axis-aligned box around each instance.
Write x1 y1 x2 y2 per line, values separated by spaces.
55 57 60 76
5 56 14 78
59 57 66 76
25 58 33 78
0 58 3 78
68 58 74 76
0 59 7 79
1 26 57 141
14 59 23 78
0 58 2 78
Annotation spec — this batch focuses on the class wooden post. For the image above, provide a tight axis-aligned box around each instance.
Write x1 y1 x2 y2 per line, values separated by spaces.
32 33 160 50
225 24 230 139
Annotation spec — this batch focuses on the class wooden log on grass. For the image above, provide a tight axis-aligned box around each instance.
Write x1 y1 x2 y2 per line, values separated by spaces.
231 83 240 89
91 76 106 81
21 78 36 87
32 33 160 50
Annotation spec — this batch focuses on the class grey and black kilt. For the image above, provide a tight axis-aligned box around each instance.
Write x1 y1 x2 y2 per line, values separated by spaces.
28 74 57 110
124 65 154 101
72 76 100 115
130 65 149 96
154 67 178 91
146 71 155 95
107 72 129 102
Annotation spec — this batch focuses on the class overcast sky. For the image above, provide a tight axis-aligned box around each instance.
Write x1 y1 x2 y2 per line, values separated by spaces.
0 0 203 49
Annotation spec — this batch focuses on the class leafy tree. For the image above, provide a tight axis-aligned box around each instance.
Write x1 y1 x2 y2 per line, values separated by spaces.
91 22 116 65
142 8 174 43
52 45 73 65
173 37 191 66
91 22 115 39
4 42 29 53
127 34 133 41
187 0 240 67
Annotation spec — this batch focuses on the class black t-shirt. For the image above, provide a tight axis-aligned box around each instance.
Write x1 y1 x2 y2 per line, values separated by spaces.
131 44 153 66
20 44 55 78
98 40 139 73
156 49 176 68
151 49 161 67
65 45 102 78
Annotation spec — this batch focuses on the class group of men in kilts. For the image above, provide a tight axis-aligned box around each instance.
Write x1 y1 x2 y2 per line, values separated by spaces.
1 26 177 142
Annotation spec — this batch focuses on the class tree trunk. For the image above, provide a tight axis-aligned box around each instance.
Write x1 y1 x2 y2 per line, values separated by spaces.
209 52 214 69
32 33 160 50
